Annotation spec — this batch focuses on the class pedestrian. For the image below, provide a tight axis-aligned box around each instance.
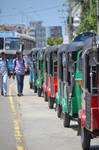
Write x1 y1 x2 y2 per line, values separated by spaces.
13 51 27 96
0 51 9 96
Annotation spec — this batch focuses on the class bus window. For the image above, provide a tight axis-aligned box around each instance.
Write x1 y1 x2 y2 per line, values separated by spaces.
0 38 4 49
5 38 21 51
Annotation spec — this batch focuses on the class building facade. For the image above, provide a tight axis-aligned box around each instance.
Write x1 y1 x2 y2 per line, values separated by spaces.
29 21 46 48
46 26 62 40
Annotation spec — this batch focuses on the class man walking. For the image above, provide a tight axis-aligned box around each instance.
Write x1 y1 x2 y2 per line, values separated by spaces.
13 51 27 96
0 52 9 96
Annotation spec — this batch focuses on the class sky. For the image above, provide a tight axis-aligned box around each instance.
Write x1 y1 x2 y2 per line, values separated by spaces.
0 0 67 34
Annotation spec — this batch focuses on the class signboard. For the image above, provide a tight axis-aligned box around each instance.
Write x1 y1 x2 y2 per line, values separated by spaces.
6 38 20 42
63 35 69 44
0 32 15 37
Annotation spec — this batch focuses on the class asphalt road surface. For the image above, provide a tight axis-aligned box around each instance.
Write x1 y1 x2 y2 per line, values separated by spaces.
0 76 99 150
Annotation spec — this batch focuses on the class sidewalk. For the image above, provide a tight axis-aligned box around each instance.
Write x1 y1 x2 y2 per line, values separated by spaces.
0 79 16 150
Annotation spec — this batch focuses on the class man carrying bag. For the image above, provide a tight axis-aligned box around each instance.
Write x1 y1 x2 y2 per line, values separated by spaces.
13 51 27 96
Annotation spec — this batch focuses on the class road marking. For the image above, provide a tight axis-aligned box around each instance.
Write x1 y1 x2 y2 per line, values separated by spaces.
17 146 24 150
9 85 24 150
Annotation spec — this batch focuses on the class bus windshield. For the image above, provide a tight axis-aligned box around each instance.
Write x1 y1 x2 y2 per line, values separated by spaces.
0 38 4 49
5 38 21 51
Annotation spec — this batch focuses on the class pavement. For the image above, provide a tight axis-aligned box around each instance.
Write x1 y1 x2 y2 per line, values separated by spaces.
15 76 99 150
0 76 99 150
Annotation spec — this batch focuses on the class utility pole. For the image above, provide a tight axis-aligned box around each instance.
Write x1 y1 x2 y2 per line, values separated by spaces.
68 1 73 42
96 0 99 35
89 0 92 11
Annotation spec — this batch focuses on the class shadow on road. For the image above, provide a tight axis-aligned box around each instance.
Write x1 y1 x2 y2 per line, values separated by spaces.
23 94 37 97
90 145 99 150
70 124 78 132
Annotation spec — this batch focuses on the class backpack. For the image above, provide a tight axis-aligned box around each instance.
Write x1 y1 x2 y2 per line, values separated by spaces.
14 58 25 68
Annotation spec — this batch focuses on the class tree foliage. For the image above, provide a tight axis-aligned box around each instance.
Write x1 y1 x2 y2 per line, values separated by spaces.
68 0 97 35
47 37 63 46
77 0 97 34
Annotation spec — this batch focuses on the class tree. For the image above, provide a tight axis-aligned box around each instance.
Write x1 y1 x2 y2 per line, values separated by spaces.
47 37 63 46
68 0 97 35
77 0 97 34
54 37 63 45
47 37 55 46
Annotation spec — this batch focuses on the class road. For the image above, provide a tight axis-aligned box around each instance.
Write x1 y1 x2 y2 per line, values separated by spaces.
0 76 99 150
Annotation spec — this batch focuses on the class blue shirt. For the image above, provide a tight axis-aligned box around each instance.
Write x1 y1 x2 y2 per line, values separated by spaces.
0 58 8 75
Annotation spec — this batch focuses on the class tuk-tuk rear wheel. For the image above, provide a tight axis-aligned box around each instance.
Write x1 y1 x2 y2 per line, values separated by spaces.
30 83 33 89
48 97 54 109
34 86 37 93
57 104 62 118
81 127 90 150
38 88 41 97
63 113 70 128
44 92 48 102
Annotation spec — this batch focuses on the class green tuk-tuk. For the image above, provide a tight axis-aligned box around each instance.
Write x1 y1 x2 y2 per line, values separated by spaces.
36 47 46 97
32 48 39 93
56 42 84 128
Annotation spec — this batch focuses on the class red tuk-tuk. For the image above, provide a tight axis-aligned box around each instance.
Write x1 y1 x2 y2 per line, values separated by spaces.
79 36 99 150
43 45 59 109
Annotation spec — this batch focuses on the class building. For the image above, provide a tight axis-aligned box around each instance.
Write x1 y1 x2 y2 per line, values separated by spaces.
29 21 63 47
0 24 26 33
29 21 46 48
46 26 62 40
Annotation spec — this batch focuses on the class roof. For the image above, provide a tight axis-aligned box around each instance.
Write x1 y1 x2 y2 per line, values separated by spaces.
68 41 84 52
83 36 99 51
45 45 60 54
58 44 69 54
0 31 35 41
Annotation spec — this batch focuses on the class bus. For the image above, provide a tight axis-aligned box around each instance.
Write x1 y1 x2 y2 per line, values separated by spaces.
0 31 35 71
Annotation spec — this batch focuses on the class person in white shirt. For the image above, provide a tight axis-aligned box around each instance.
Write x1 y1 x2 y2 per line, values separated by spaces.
0 52 9 96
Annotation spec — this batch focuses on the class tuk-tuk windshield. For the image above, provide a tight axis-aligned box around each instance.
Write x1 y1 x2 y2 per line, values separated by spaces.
0 38 4 49
78 56 82 73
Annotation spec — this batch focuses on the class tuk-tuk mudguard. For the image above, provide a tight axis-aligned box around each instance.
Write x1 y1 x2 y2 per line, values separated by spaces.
70 80 82 116
91 96 99 130
52 77 57 98
43 82 46 93
91 107 99 130
37 79 39 88
47 76 51 97
62 98 68 113
56 92 60 104
79 109 85 127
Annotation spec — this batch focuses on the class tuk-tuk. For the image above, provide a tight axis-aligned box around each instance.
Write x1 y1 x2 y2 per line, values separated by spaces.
36 47 46 97
43 45 59 108
79 36 99 150
57 41 84 128
29 50 34 89
31 48 39 93
56 44 69 117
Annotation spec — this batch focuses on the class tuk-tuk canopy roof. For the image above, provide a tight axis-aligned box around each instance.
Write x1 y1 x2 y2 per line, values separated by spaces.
45 45 60 53
68 41 84 52
83 36 99 51
58 44 69 54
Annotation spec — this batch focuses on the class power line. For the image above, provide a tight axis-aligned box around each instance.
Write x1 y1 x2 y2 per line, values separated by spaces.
0 5 60 18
